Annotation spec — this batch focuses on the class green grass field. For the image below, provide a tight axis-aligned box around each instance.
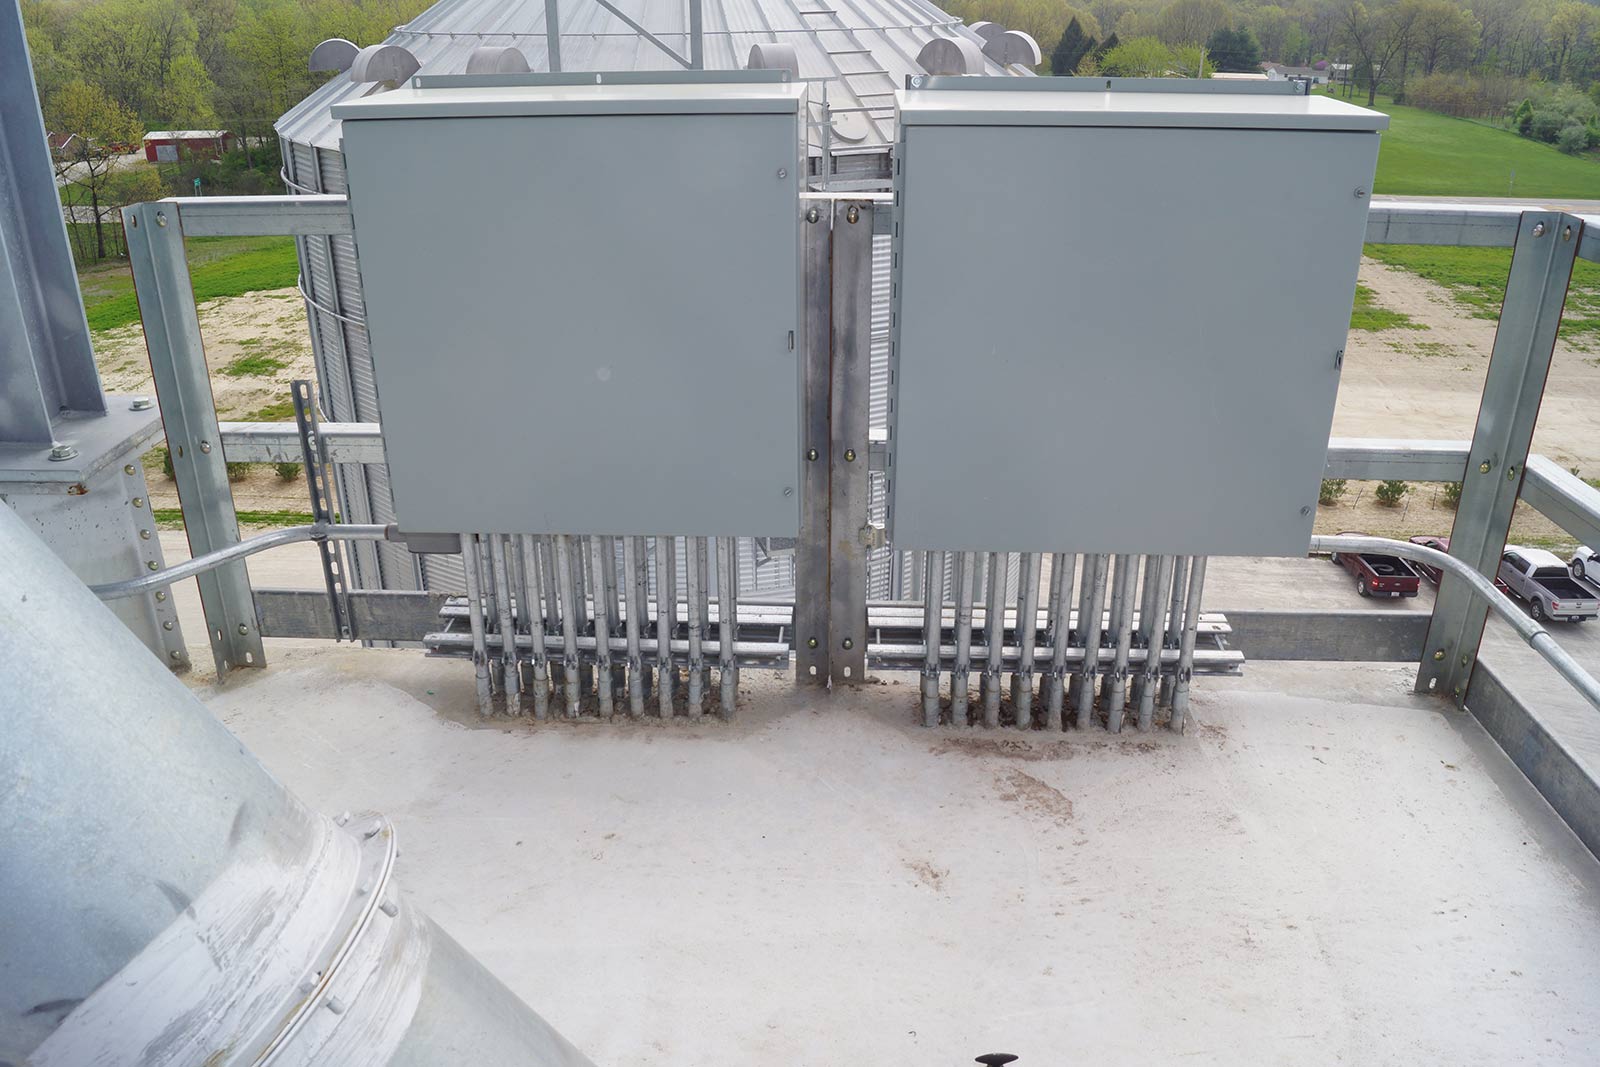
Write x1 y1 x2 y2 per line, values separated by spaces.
1317 90 1600 199
1364 244 1600 347
77 234 299 332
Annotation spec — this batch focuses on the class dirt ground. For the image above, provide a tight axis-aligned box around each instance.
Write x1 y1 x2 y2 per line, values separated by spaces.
101 261 1600 543
1317 256 1600 550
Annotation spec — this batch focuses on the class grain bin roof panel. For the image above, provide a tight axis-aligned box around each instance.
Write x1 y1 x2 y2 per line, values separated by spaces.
276 0 1015 151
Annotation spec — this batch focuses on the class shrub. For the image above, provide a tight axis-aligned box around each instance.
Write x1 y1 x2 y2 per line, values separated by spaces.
1375 479 1409 506
1442 481 1462 508
1514 97 1534 133
154 446 173 478
1557 124 1589 155
1319 478 1347 506
275 461 302 481
226 462 251 483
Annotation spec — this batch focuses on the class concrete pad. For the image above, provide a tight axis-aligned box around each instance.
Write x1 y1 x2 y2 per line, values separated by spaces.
204 651 1600 1065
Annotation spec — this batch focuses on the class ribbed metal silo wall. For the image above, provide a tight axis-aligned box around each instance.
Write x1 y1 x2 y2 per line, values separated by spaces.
281 137 424 593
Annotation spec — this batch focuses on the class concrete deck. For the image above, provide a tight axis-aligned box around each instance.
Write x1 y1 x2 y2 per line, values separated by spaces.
203 647 1600 1064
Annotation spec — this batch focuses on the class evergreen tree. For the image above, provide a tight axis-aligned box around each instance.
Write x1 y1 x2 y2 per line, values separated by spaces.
1051 17 1096 75
1205 27 1263 72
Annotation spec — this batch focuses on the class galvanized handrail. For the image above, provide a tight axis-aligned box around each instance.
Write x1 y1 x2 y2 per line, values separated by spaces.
1312 534 1600 714
91 523 390 600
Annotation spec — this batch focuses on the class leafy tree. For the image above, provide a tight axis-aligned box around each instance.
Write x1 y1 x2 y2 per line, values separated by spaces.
1052 17 1097 74
1157 0 1229 47
1339 0 1418 107
1412 0 1478 75
47 80 141 261
1101 35 1178 75
1205 26 1262 71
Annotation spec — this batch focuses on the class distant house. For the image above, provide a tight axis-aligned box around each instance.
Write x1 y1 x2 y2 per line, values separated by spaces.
1264 63 1330 86
143 130 235 163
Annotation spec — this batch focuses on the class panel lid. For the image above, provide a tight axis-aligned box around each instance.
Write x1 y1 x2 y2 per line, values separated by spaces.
333 76 807 121
896 78 1388 132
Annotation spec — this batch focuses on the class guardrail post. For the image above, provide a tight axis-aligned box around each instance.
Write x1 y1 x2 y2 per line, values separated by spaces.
794 199 833 683
1415 211 1583 703
827 199 874 685
124 200 265 676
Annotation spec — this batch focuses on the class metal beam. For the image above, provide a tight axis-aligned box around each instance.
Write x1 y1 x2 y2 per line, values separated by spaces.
167 195 353 237
688 0 704 69
1364 199 1522 247
588 0 692 68
218 420 383 463
1222 610 1428 662
123 201 265 674
1465 660 1600 865
255 588 452 640
544 0 562 71
1521 454 1600 551
1415 212 1583 703
1323 438 1470 482
828 199 873 684
794 201 832 683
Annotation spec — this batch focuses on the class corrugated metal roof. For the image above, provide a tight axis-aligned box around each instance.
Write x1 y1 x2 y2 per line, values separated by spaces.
276 0 1019 151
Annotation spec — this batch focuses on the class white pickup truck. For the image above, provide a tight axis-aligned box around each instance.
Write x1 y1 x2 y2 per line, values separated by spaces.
1498 547 1600 623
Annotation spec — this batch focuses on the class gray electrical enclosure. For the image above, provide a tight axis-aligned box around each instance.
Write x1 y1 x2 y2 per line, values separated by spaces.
888 81 1387 555
335 77 806 535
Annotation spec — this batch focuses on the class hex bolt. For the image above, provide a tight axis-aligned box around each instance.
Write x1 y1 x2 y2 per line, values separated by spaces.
47 443 78 462
807 637 818 649
846 205 860 224
805 207 820 224
1433 650 1445 661
198 441 212 454
806 448 818 462
123 463 137 476
1532 222 1547 237
155 211 168 227
140 529 151 540
843 448 856 463
133 497 144 508
129 397 153 411
1479 461 1491 474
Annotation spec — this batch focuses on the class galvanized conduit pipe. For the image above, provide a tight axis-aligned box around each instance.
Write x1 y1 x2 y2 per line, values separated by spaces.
519 534 551 719
460 534 493 715
90 522 390 600
1312 535 1600 715
920 550 944 727
0 503 594 1067
950 551 975 727
1012 553 1042 730
716 536 739 719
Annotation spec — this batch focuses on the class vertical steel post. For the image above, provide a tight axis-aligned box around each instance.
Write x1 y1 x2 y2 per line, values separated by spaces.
588 535 614 719
795 201 832 683
123 202 263 676
716 536 739 718
688 0 704 68
950 551 975 727
459 535 492 716
543 0 562 70
1416 212 1583 702
1012 553 1042 730
829 199 873 685
655 535 676 718
921 551 945 727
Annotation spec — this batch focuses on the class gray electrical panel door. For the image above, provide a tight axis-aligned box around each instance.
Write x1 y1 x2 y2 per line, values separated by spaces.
337 83 804 535
889 86 1385 556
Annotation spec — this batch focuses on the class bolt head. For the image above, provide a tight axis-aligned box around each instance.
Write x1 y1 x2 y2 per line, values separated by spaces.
1433 650 1445 661
169 649 181 660
155 212 168 227
198 441 212 454
163 621 174 631
846 205 860 224
1563 225 1574 242
805 207 820 224
147 561 159 571
140 529 151 540
1353 188 1367 198
130 397 153 411
807 637 818 649
47 443 77 462
155 591 167 602
843 448 856 463
237 623 249 636
1479 461 1491 474
124 463 137 476
776 167 788 180
783 486 793 497
1533 222 1547 237
806 448 818 462
132 497 144 508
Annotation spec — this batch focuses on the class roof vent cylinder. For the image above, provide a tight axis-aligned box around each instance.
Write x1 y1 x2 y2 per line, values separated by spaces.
917 37 986 76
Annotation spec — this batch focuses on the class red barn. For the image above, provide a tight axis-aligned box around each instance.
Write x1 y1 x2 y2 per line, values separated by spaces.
142 130 235 163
